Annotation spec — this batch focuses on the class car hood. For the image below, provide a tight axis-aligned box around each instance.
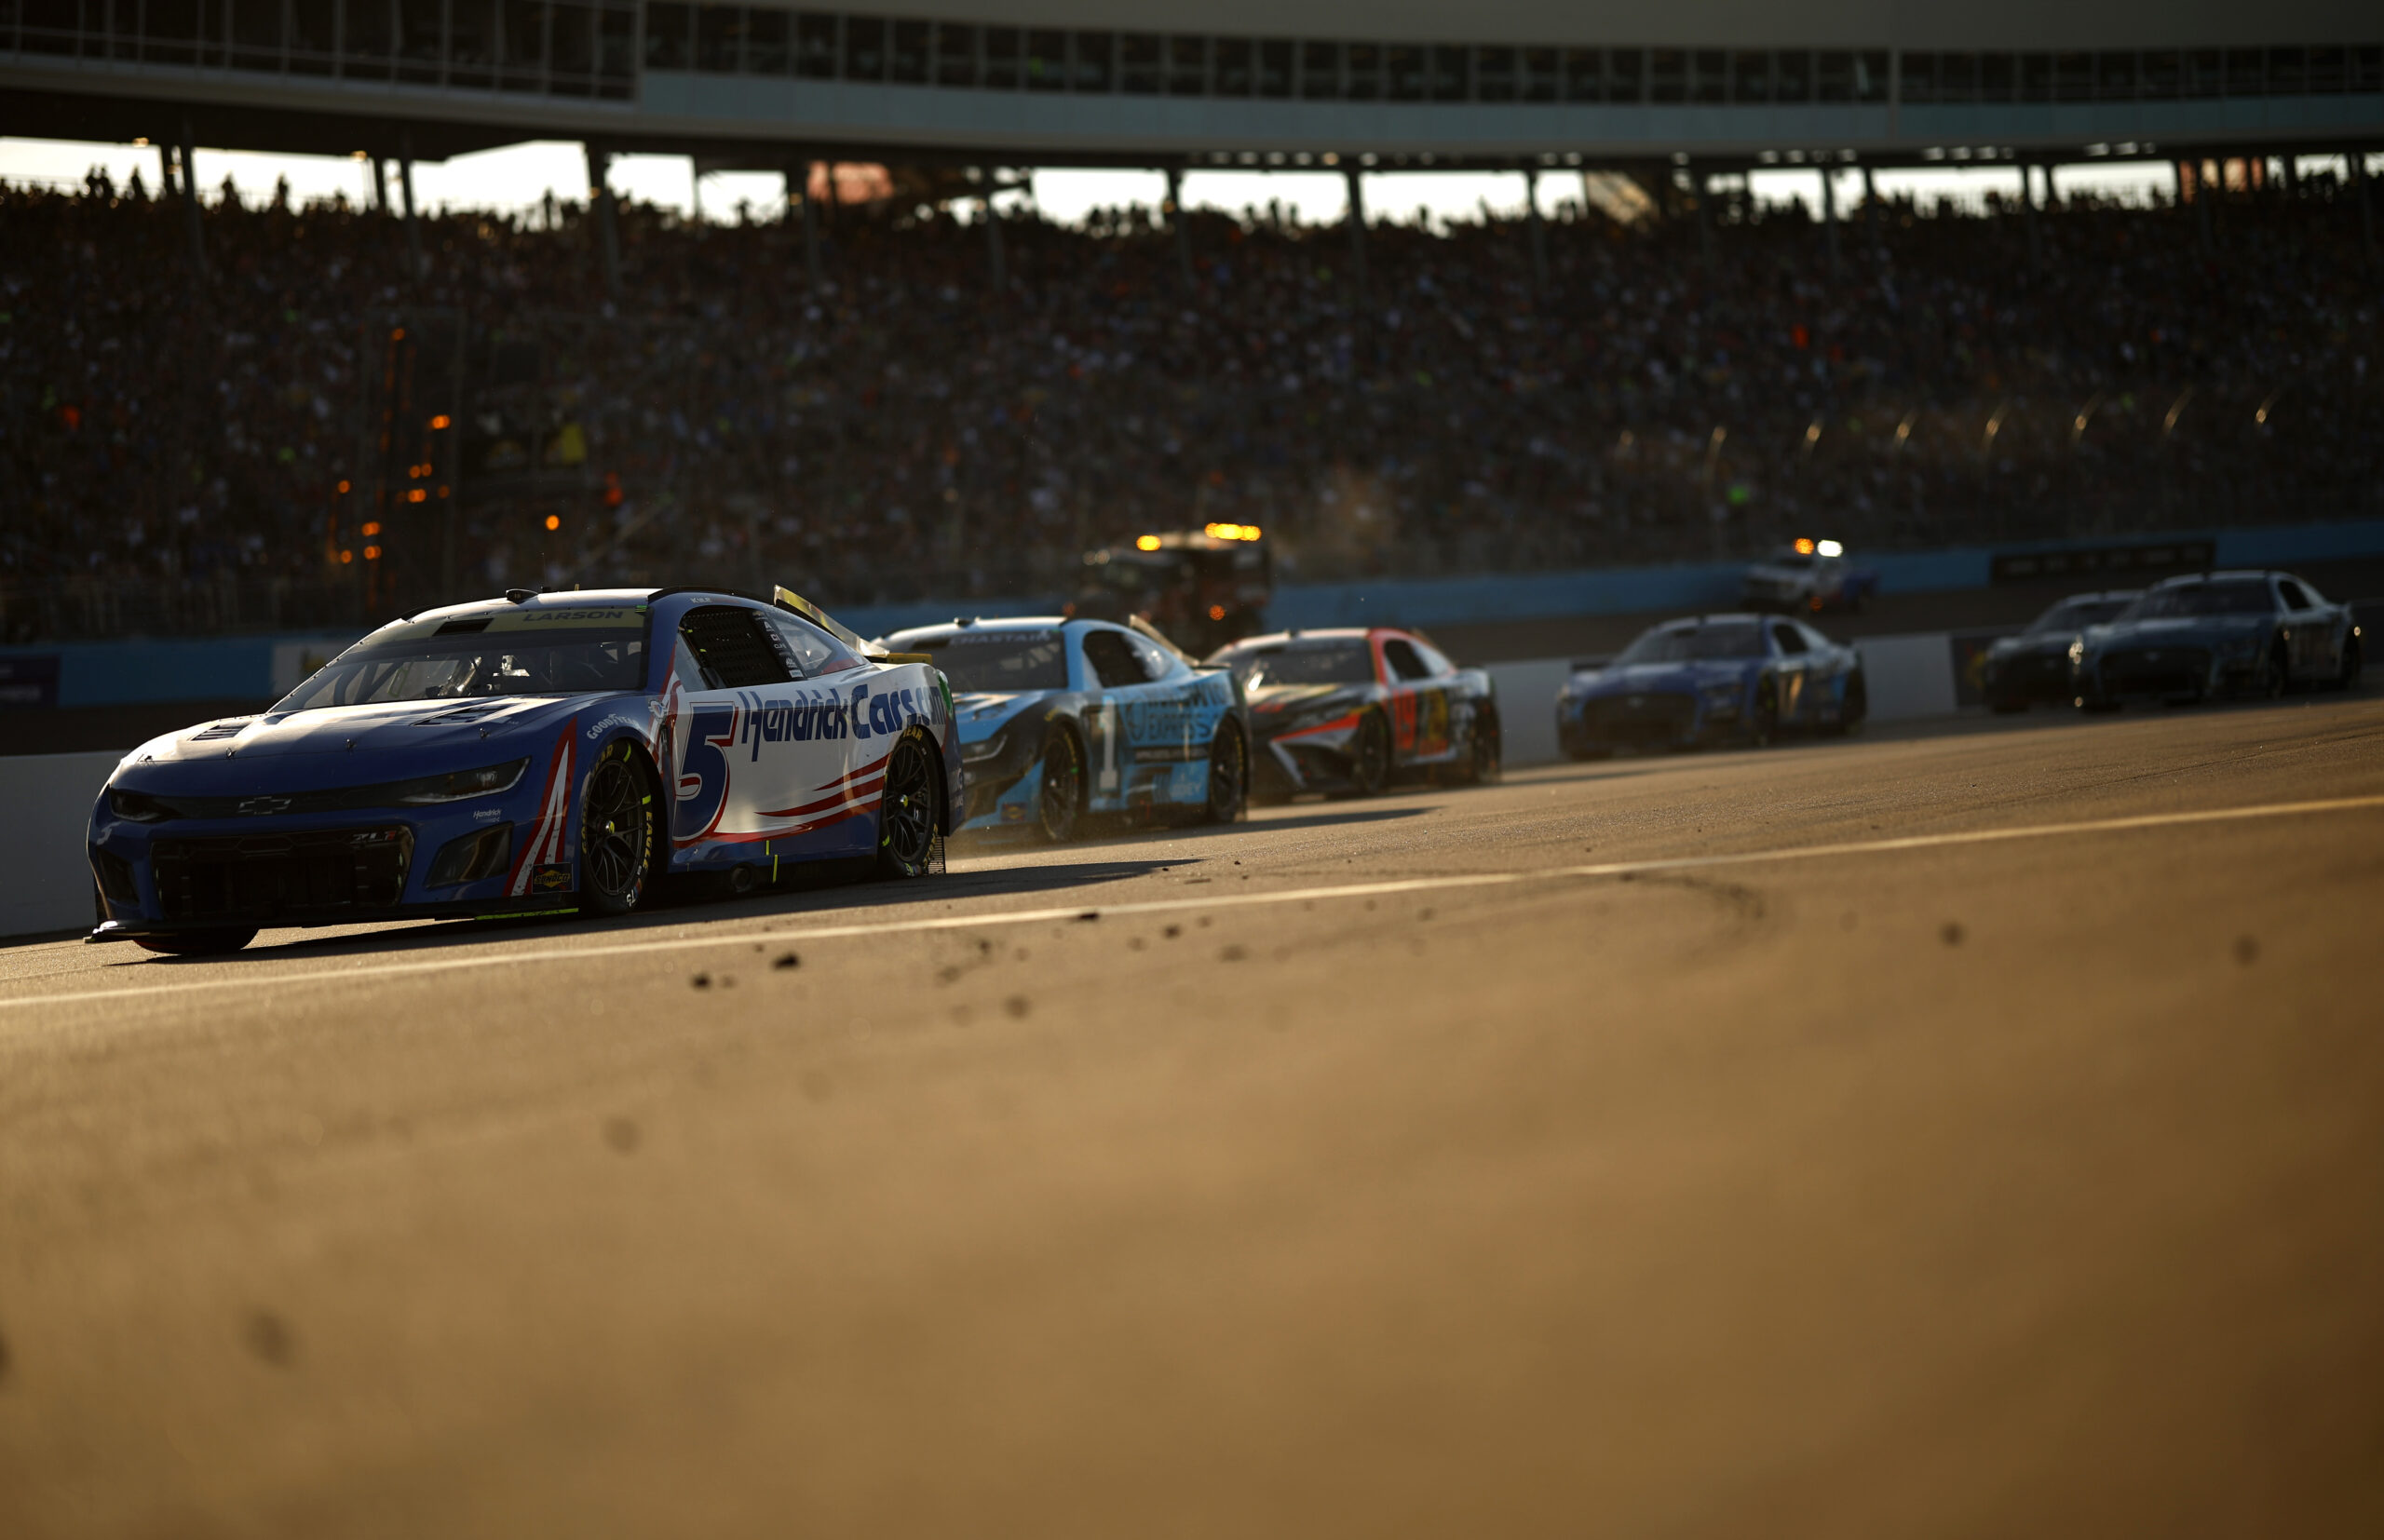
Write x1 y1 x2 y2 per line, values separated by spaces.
110 694 608 794
1570 660 1754 696
1744 564 1811 584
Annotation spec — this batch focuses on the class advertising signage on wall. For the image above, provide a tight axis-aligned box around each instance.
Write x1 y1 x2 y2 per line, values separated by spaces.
1990 541 2217 586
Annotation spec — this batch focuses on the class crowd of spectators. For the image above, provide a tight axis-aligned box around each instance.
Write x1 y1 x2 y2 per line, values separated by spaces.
3 161 2378 638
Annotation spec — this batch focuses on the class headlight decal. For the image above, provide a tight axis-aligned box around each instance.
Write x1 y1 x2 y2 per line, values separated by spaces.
391 759 533 804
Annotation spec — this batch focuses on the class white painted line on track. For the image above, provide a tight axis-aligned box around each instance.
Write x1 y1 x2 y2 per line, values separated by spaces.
9 792 2382 1015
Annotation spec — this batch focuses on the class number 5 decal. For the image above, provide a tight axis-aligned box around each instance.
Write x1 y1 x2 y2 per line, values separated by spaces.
673 706 738 843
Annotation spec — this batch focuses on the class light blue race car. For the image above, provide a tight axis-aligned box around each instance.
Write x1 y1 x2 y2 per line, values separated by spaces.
874 617 1253 840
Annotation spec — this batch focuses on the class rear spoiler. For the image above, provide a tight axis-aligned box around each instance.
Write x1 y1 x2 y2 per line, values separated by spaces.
774 586 876 655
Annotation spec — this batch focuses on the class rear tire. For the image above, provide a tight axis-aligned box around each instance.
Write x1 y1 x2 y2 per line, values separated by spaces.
1036 724 1084 844
581 741 659 916
134 927 256 955
1204 720 1248 823
875 728 942 878
2333 635 2363 691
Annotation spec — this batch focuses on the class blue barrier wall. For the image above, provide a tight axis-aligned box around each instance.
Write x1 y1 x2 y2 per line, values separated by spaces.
1 635 287 709
11 519 2382 709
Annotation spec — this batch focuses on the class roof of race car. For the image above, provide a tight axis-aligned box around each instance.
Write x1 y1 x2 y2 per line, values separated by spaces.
1220 627 1408 648
400 586 874 643
878 616 1087 642
2146 570 2280 588
1649 613 1774 628
406 588 659 625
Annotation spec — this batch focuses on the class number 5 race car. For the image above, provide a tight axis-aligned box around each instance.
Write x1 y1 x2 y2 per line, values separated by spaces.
87 586 964 954
873 615 1251 841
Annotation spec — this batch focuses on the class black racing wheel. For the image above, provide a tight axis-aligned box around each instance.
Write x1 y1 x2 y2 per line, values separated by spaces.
875 728 942 878
581 741 659 915
1750 675 1781 746
2331 634 2363 691
1343 709 1391 797
2257 639 2289 699
1204 719 1248 823
1827 672 1870 735
1036 724 1084 844
1462 704 1503 784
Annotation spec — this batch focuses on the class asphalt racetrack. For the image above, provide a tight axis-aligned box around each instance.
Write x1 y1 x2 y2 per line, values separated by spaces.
4 697 2381 1537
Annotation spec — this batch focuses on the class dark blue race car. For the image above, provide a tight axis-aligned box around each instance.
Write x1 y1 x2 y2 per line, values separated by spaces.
1981 590 2140 712
1556 614 1866 759
87 587 963 954
2072 570 2363 709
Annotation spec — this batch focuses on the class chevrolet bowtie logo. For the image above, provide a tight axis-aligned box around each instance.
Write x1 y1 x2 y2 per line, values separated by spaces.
237 795 291 815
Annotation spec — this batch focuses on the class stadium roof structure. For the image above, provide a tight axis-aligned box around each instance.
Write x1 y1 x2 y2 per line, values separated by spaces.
4 0 2379 169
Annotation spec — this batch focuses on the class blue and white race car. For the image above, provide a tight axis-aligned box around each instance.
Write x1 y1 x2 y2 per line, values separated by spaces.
874 616 1250 840
88 586 963 954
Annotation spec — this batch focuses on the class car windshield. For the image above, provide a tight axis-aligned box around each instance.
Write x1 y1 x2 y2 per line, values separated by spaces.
1216 642 1375 687
278 618 649 709
907 630 1069 693
1767 553 1815 569
2025 598 2134 636
2124 582 2275 619
1615 623 1766 663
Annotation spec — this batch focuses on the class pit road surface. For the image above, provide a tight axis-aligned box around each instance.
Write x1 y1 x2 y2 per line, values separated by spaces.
5 699 2381 1537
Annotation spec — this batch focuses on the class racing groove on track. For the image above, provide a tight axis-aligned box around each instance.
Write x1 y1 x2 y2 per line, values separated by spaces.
3 698 2382 1536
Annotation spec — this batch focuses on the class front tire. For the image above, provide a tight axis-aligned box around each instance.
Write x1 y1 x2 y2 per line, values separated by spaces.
1341 709 1391 797
1036 724 1084 844
581 741 659 916
876 728 943 878
2256 640 2288 700
1204 720 1248 823
2332 635 2363 691
1749 675 1780 746
1462 704 1503 784
1827 672 1869 736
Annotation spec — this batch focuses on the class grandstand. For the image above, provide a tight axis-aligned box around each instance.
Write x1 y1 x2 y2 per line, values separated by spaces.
1 3 2381 641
